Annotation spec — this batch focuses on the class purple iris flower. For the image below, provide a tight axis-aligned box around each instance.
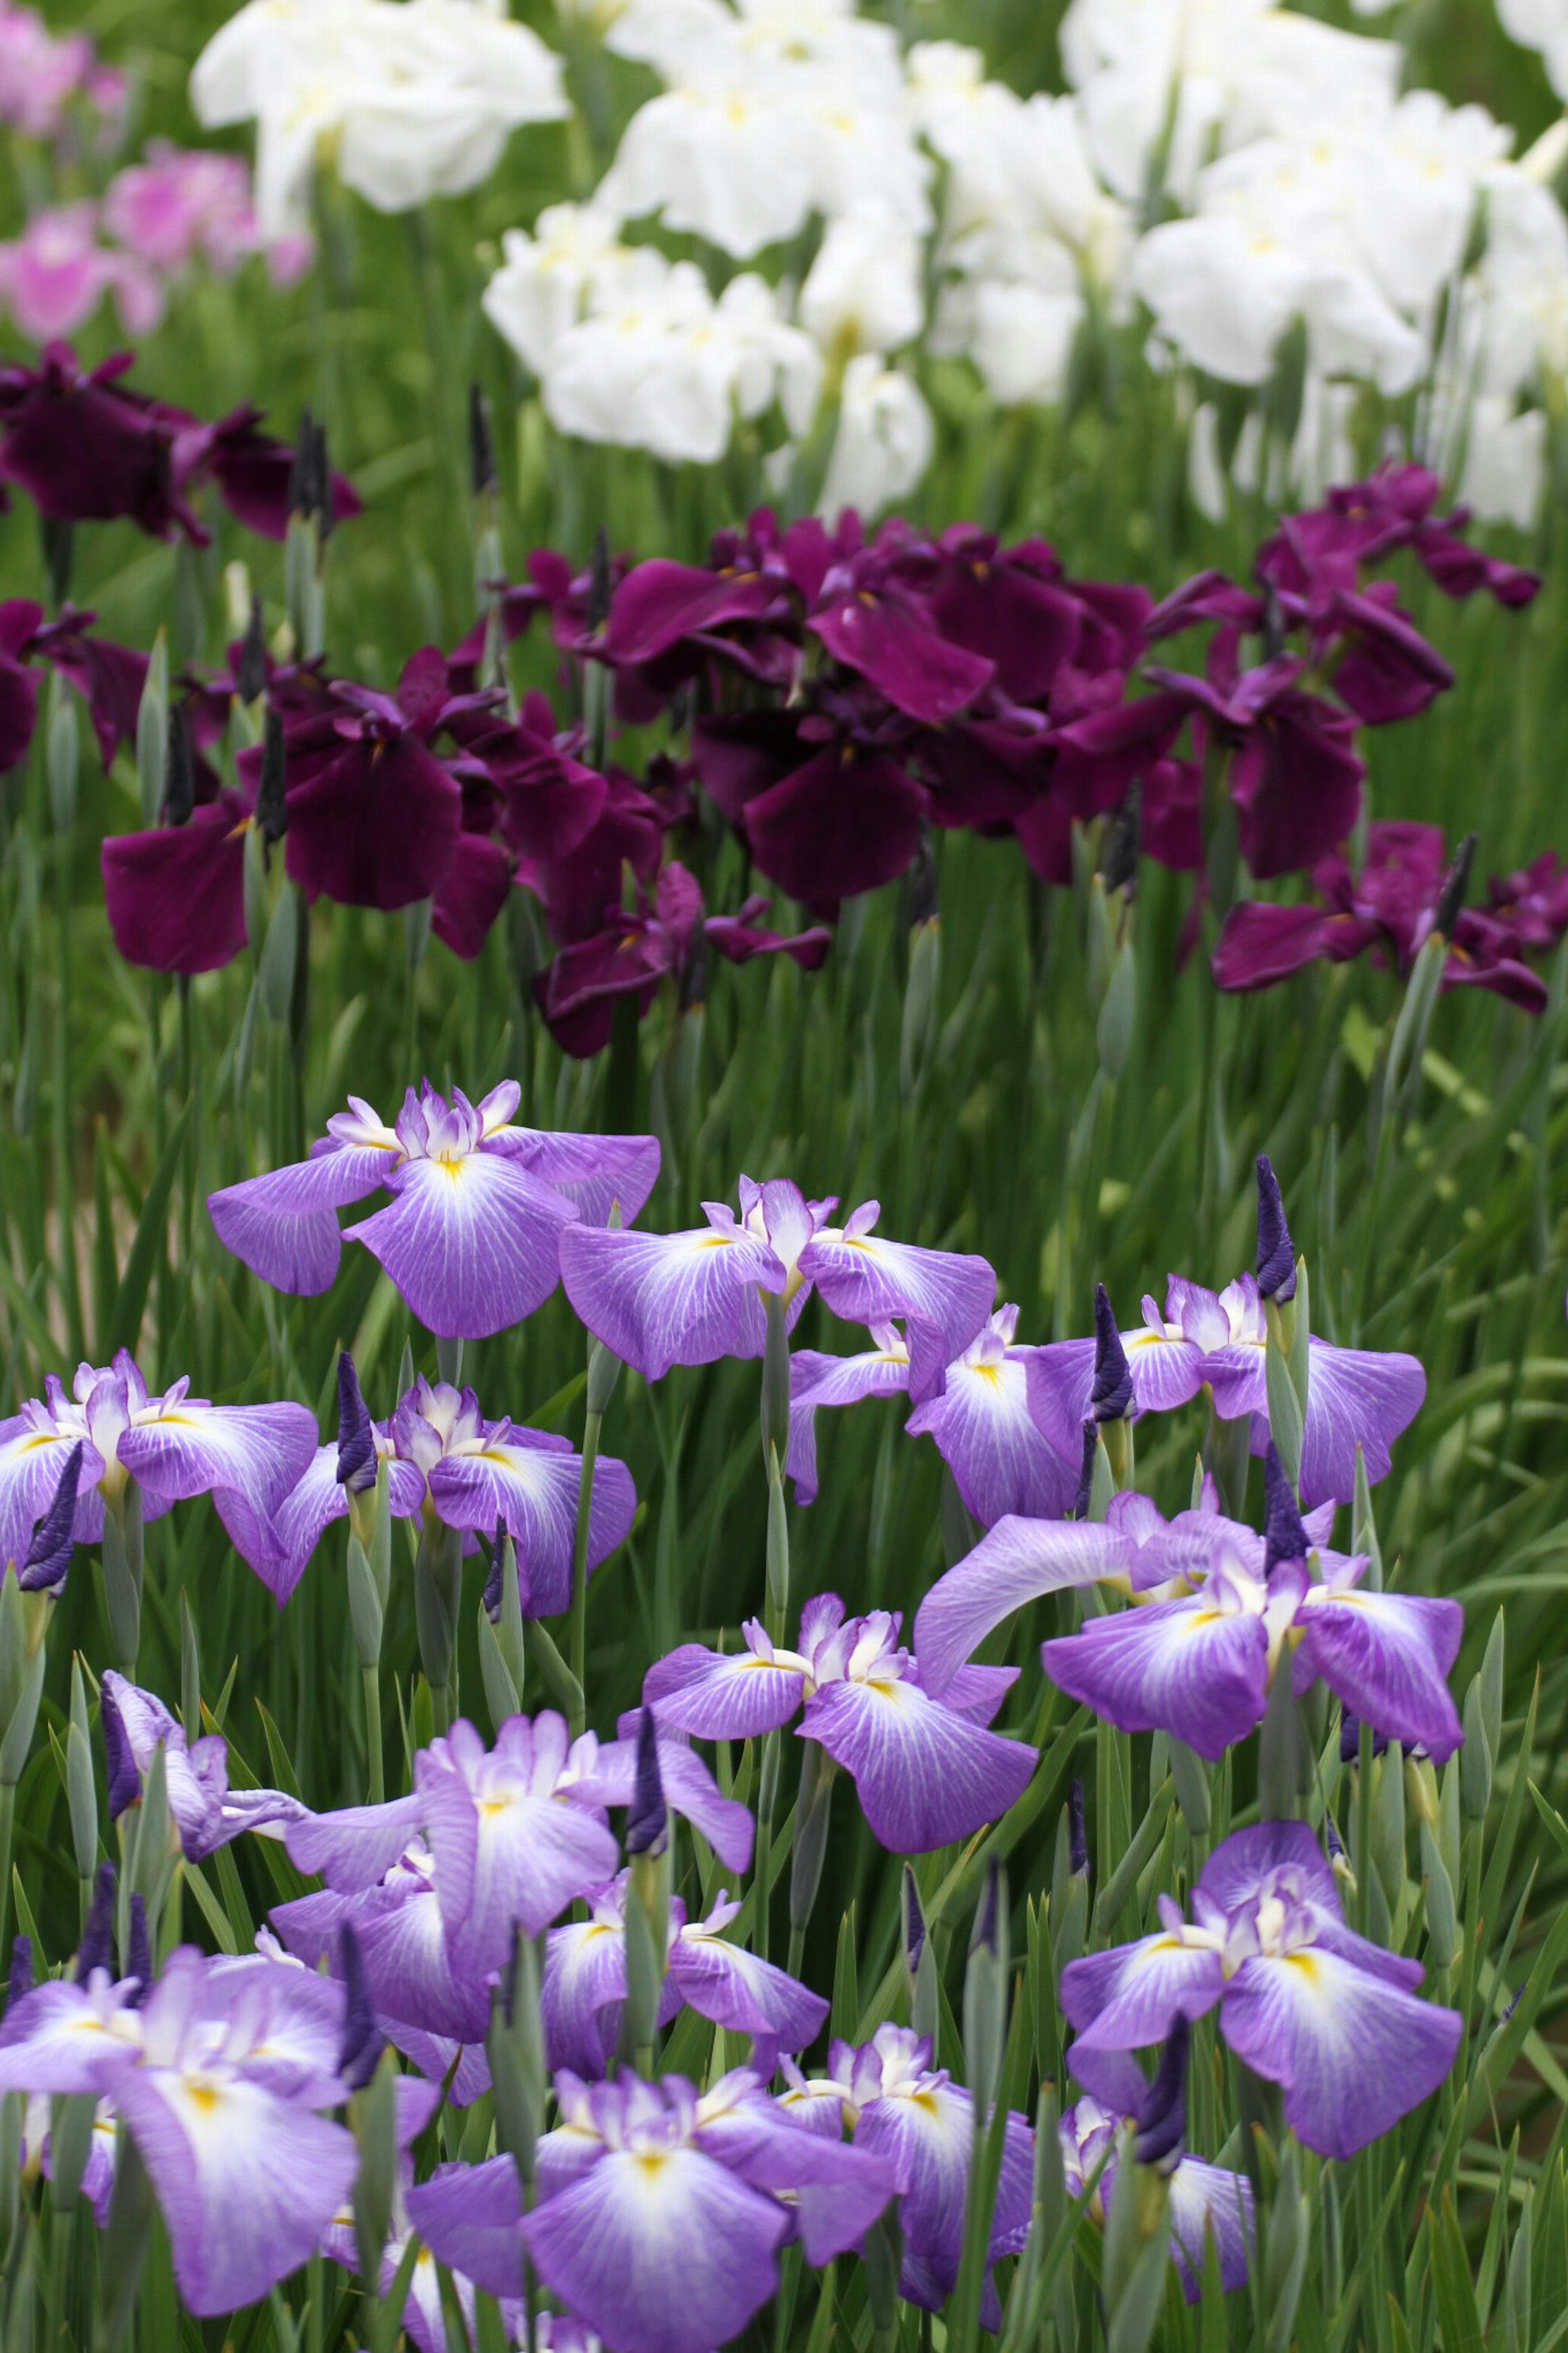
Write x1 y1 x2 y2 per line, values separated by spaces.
1060 1822 1463 2160
207 1078 659 1337
787 1304 1078 1523
560 1174 994 1407
778 2024 1033 2313
1058 2052 1254 2298
536 859 832 1059
321 2158 519 2353
408 2065 896 2349
262 1373 636 1607
0 1348 316 1578
0 1943 360 2314
914 1481 1461 1762
1213 820 1551 1015
543 1870 828 2075
1025 1262 1424 1511
644 1592 1034 1854
100 1671 305 1858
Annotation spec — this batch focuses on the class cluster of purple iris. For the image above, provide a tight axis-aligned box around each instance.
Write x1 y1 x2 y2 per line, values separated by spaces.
0 1074 1470 2340
2 339 1561 1049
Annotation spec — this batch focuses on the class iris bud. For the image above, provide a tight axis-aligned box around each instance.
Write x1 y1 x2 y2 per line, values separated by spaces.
963 1860 1008 2117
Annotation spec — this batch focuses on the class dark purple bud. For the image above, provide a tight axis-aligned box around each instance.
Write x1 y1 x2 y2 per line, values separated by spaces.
1323 1811 1345 1862
236 593 267 704
124 1893 151 2006
101 1680 140 1819
337 1922 385 2092
625 1707 666 1858
1067 1778 1088 1878
588 524 612 634
164 703 195 828
257 705 288 844
287 406 315 519
902 1862 926 1976
74 1862 117 1982
482 1519 507 1621
469 384 497 500
1339 1706 1388 1764
1071 1420 1098 1521
1090 1285 1133 1422
1261 1443 1309 1575
335 1352 376 1494
310 420 334 536
18 1439 82 1594
1101 782 1141 898
1503 1982 1526 2025
1434 832 1477 941
907 831 939 929
1254 1155 1297 1303
679 922 708 1014
1132 2012 1189 2169
971 1858 1002 1959
5 1936 32 2017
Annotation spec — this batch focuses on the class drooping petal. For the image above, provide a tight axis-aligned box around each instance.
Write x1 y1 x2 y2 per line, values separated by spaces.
853 2084 1033 2297
270 1876 490 2047
283 1795 426 1892
905 1352 1078 1527
669 1929 828 2055
115 2069 358 2317
344 1149 578 1339
801 1679 1035 1854
406 2155 526 2300
1060 1935 1225 2064
696 2095 898 2264
1294 1585 1463 1760
208 1144 397 1297
543 1917 630 2076
0 1978 143 2096
499 1127 661 1228
0 1415 105 1570
801 1227 995 1405
1040 1595 1269 1761
1218 1948 1462 2161
912 1519 1135 1698
579 1724 756 1874
420 1728 621 1969
1164 2159 1255 2297
521 2144 789 2353
428 1432 635 1618
643 1646 807 1741
1021 1339 1098 1462
1290 1340 1428 1509
101 801 250 975
786 1345 910 1506
116 1398 318 1521
558 1219 786 1382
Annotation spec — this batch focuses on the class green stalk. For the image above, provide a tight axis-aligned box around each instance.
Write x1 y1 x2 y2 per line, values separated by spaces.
0 1782 13 1959
569 1407 602 1740
363 1665 385 1807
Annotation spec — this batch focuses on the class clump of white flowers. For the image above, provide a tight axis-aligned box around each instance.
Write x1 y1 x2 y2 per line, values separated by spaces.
188 0 1568 525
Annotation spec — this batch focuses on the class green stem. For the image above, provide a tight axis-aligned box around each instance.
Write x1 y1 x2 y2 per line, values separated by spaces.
569 1407 603 1740
0 1782 13 1958
363 1665 385 1807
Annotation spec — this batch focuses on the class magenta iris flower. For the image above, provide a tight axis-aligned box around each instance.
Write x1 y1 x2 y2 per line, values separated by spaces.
208 1078 659 1337
1214 821 1551 1015
0 1943 360 2315
0 1348 316 1579
536 859 832 1059
645 1592 1034 1854
1060 1822 1463 2160
915 1477 1461 1763
262 1372 635 1607
778 2025 1034 2314
1254 461 1541 613
542 1870 828 2075
560 1174 994 1405
405 2066 897 2351
788 1303 1079 1521
0 342 359 543
0 596 147 772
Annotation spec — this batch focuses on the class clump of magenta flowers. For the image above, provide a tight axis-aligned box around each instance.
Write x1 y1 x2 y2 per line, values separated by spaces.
0 1077 1522 2353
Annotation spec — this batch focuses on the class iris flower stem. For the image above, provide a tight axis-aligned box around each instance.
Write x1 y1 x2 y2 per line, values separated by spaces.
0 1781 13 1958
363 1666 385 1807
50 841 82 1356
569 1408 603 1741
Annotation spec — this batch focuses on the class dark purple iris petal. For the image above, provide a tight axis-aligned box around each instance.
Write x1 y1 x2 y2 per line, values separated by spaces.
101 796 251 975
746 743 929 909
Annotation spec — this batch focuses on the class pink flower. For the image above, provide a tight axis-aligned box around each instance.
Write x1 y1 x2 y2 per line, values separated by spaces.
0 203 162 343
